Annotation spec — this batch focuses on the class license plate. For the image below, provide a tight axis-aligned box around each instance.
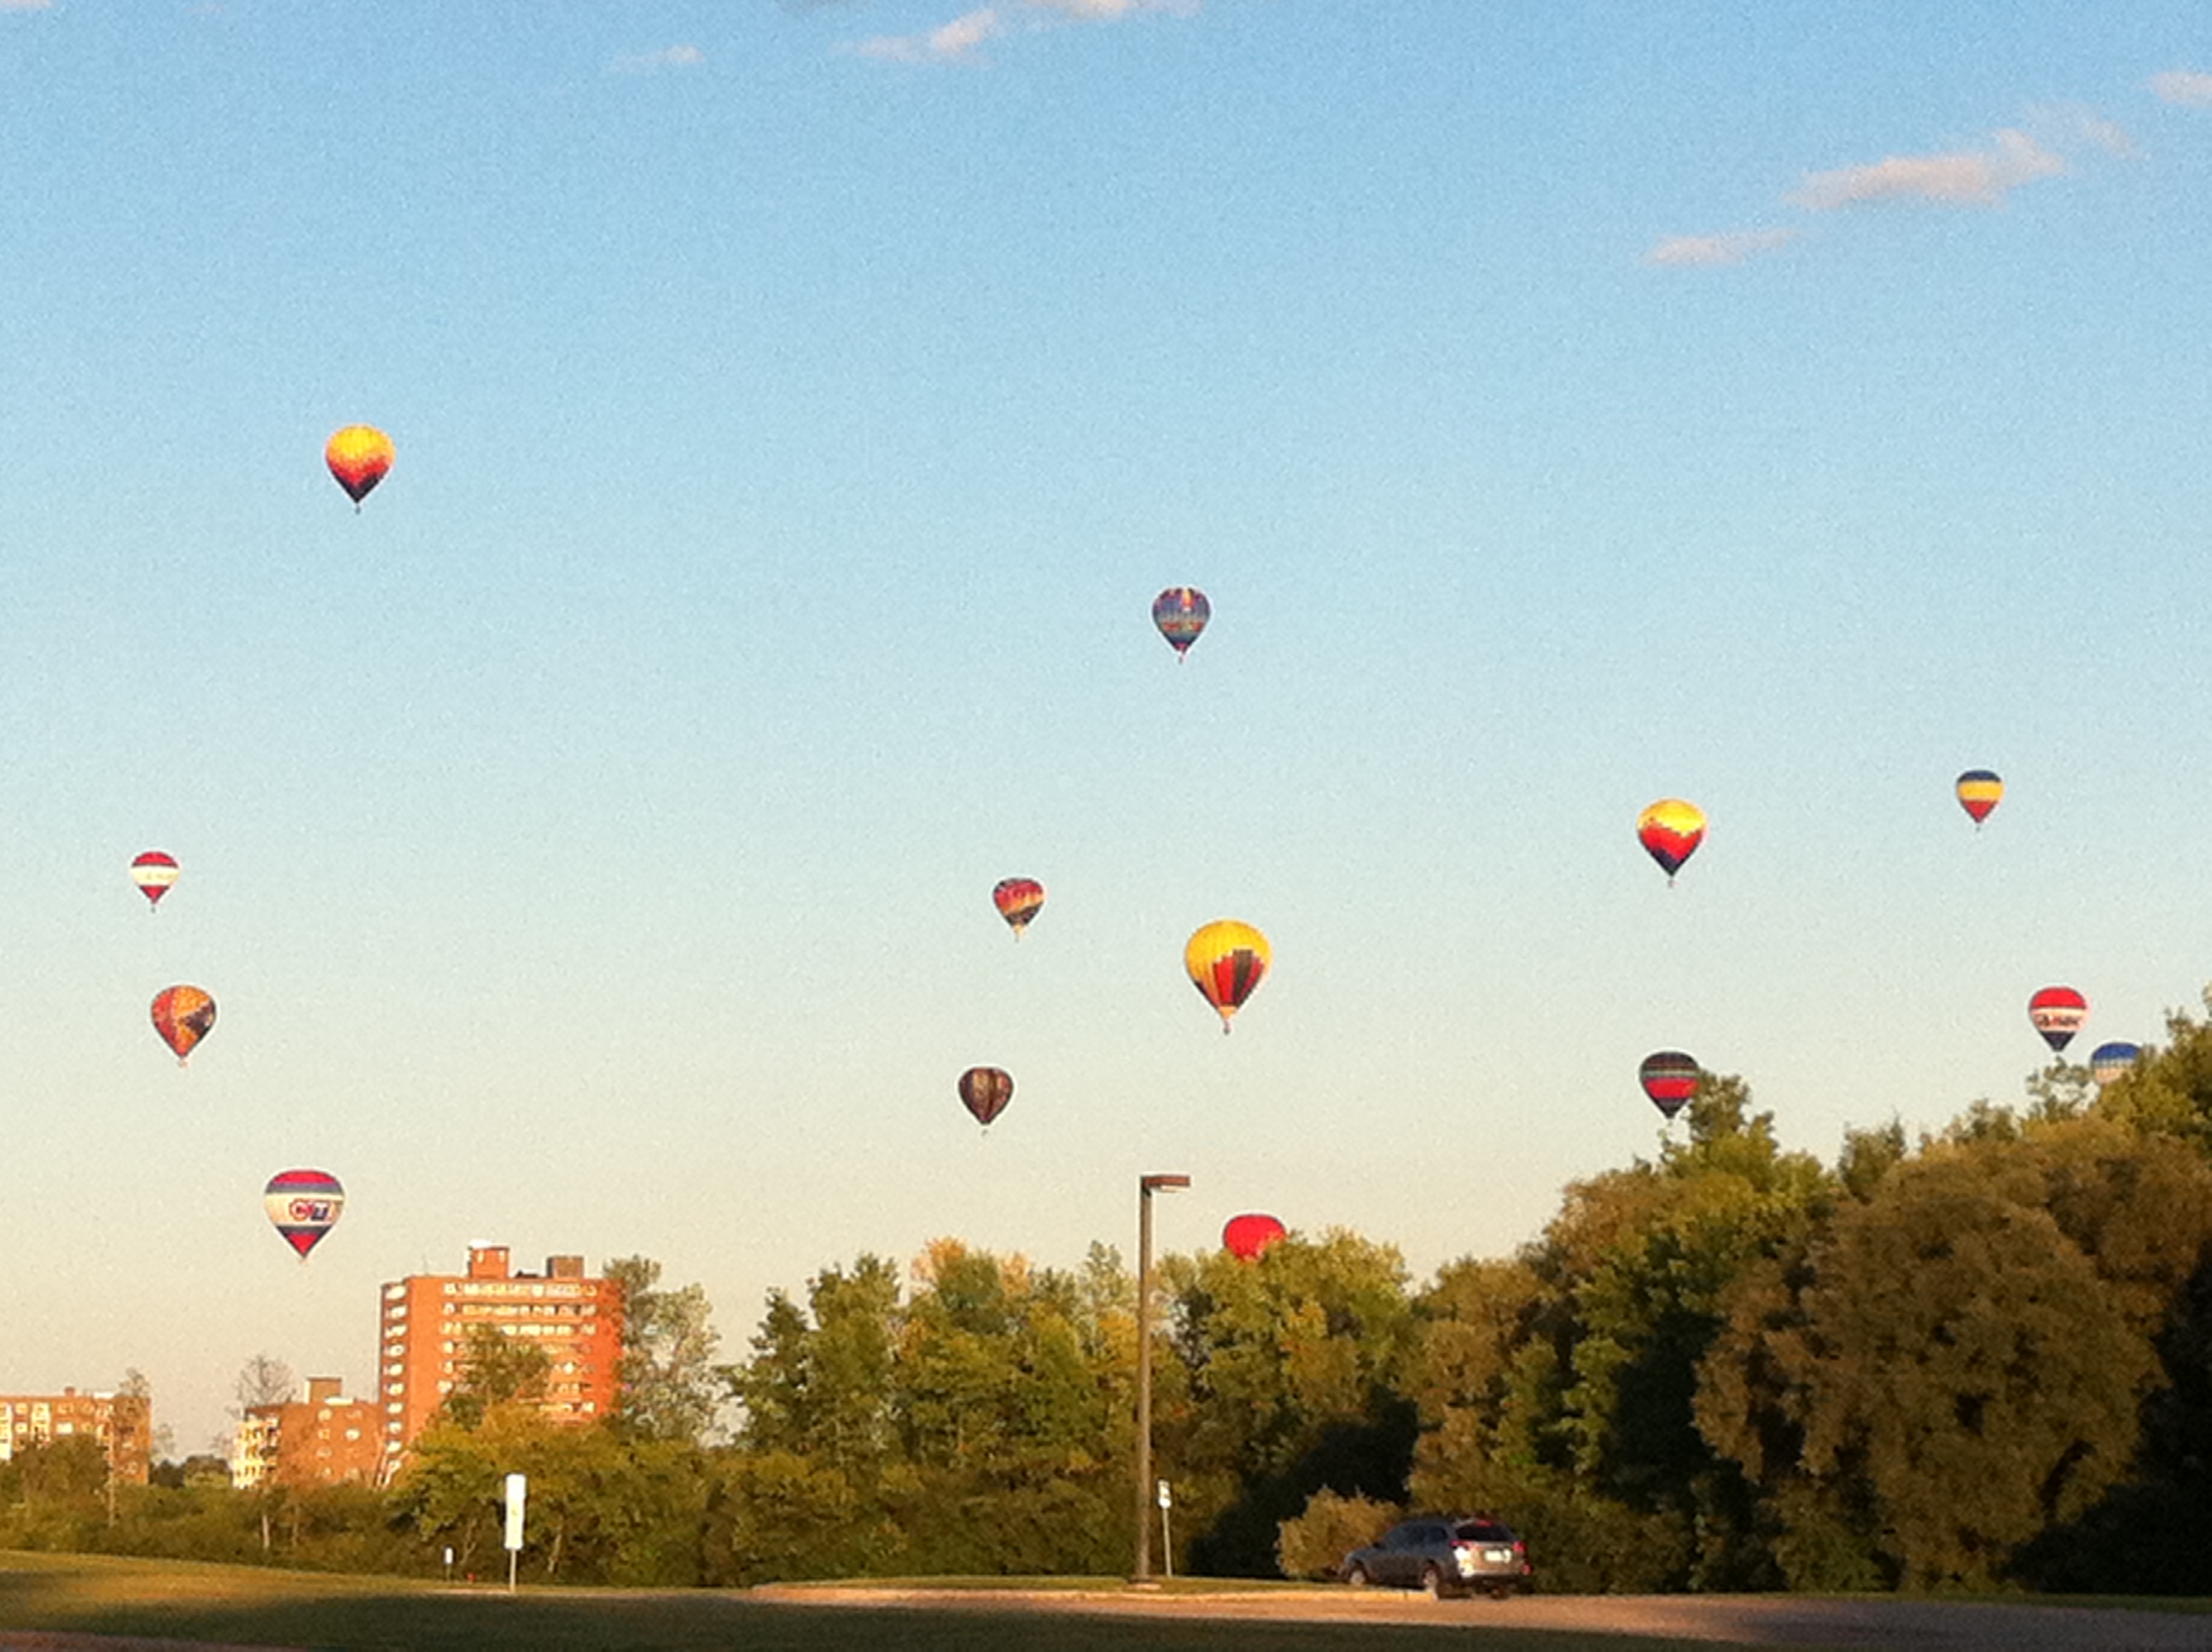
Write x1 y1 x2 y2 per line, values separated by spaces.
1484 1547 1511 1564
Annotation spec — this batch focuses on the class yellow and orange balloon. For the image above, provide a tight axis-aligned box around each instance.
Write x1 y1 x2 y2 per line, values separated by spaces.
1185 920 1271 1032
325 425 394 509
1637 799 1706 885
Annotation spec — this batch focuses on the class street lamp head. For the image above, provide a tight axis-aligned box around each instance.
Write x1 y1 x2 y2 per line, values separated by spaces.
1141 1174 1192 1193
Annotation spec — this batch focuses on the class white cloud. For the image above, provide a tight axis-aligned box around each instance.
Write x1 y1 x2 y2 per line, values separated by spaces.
847 0 1191 63
2150 69 2212 107
0 1 55 13
610 44 705 73
852 7 1002 63
1025 0 1197 17
1790 128 2065 210
1643 228 1798 269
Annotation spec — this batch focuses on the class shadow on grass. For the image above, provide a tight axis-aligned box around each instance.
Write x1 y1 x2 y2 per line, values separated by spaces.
0 1553 1689 1652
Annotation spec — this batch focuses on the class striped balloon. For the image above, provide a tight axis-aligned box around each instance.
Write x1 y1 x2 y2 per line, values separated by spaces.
130 851 179 910
2029 986 2087 1052
1639 1050 1700 1120
264 1169 345 1260
1955 769 2004 826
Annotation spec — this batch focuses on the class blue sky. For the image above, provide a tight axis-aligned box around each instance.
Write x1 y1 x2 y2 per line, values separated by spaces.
4 1 2212 1454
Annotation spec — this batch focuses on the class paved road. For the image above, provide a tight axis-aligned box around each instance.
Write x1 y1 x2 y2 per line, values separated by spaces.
758 1583 2212 1649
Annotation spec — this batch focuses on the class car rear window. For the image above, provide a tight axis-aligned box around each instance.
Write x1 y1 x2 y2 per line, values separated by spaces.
1455 1521 1512 1543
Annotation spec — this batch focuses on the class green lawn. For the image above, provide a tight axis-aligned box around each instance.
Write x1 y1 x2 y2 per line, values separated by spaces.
0 1552 1710 1651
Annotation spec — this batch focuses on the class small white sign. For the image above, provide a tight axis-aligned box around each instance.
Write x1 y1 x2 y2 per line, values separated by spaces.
503 1473 527 1552
1155 1478 1172 1509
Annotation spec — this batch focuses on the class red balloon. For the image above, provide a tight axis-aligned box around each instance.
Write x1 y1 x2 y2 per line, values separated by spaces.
992 877 1045 938
2029 986 2087 1053
1222 1213 1286 1261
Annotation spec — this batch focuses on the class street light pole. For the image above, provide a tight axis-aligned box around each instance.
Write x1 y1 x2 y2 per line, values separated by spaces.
1134 1172 1190 1584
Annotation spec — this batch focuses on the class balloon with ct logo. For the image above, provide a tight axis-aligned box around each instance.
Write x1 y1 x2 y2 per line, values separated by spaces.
1639 1050 1700 1120
1637 799 1706 884
150 985 216 1064
1152 587 1210 659
992 878 1045 939
1222 1213 1286 1261
958 1066 1014 1128
2029 986 2087 1052
1185 919 1271 1032
264 1169 346 1260
1955 769 2003 827
325 424 394 510
130 851 178 910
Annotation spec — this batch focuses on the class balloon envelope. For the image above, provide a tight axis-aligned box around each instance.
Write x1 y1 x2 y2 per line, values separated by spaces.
1152 587 1210 656
1637 799 1706 881
992 878 1045 938
958 1066 1014 1127
130 851 178 909
150 985 216 1064
265 1169 345 1259
1185 920 1271 1032
1955 769 2003 825
1222 1213 1287 1261
2089 1041 2141 1088
325 424 394 507
2029 986 2087 1052
1639 1050 1700 1119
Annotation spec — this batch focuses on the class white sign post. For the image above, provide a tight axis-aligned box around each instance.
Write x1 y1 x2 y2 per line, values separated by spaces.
503 1472 527 1592
1156 1478 1173 1579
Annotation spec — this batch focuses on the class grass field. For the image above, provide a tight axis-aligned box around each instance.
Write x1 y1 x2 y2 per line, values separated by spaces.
0 1553 1712 1651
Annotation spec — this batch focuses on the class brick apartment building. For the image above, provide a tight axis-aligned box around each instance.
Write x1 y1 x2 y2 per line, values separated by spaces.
376 1243 623 1472
232 1376 383 1490
0 1386 152 1484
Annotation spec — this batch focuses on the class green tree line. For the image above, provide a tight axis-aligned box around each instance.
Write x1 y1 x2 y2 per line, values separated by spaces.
11 1005 2212 1592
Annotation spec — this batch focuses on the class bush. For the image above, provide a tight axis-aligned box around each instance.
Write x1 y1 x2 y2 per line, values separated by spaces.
1275 1489 1398 1580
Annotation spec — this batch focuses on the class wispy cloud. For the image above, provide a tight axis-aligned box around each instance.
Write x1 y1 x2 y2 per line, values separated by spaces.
1790 128 2065 210
852 6 1002 63
2150 69 2212 107
1028 0 1196 16
1643 228 1797 269
847 0 1193 64
611 44 705 73
0 1 55 13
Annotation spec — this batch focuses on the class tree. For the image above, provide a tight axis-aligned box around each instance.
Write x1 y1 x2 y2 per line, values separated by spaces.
439 1323 552 1432
1698 1119 2212 1589
604 1254 725 1446
1162 1228 1420 1576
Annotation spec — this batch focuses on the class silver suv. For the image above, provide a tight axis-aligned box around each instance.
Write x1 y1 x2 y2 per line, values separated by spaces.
1340 1515 1532 1599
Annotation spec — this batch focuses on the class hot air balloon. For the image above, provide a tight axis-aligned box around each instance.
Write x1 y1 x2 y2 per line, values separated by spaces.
264 1169 345 1260
1153 587 1210 659
2029 986 2087 1052
130 851 178 910
325 424 393 509
1222 1213 1286 1261
992 878 1045 939
1955 769 2003 827
958 1066 1014 1127
150 985 216 1065
2089 1041 2141 1088
1185 919 1270 1032
1637 799 1706 884
1639 1050 1699 1120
